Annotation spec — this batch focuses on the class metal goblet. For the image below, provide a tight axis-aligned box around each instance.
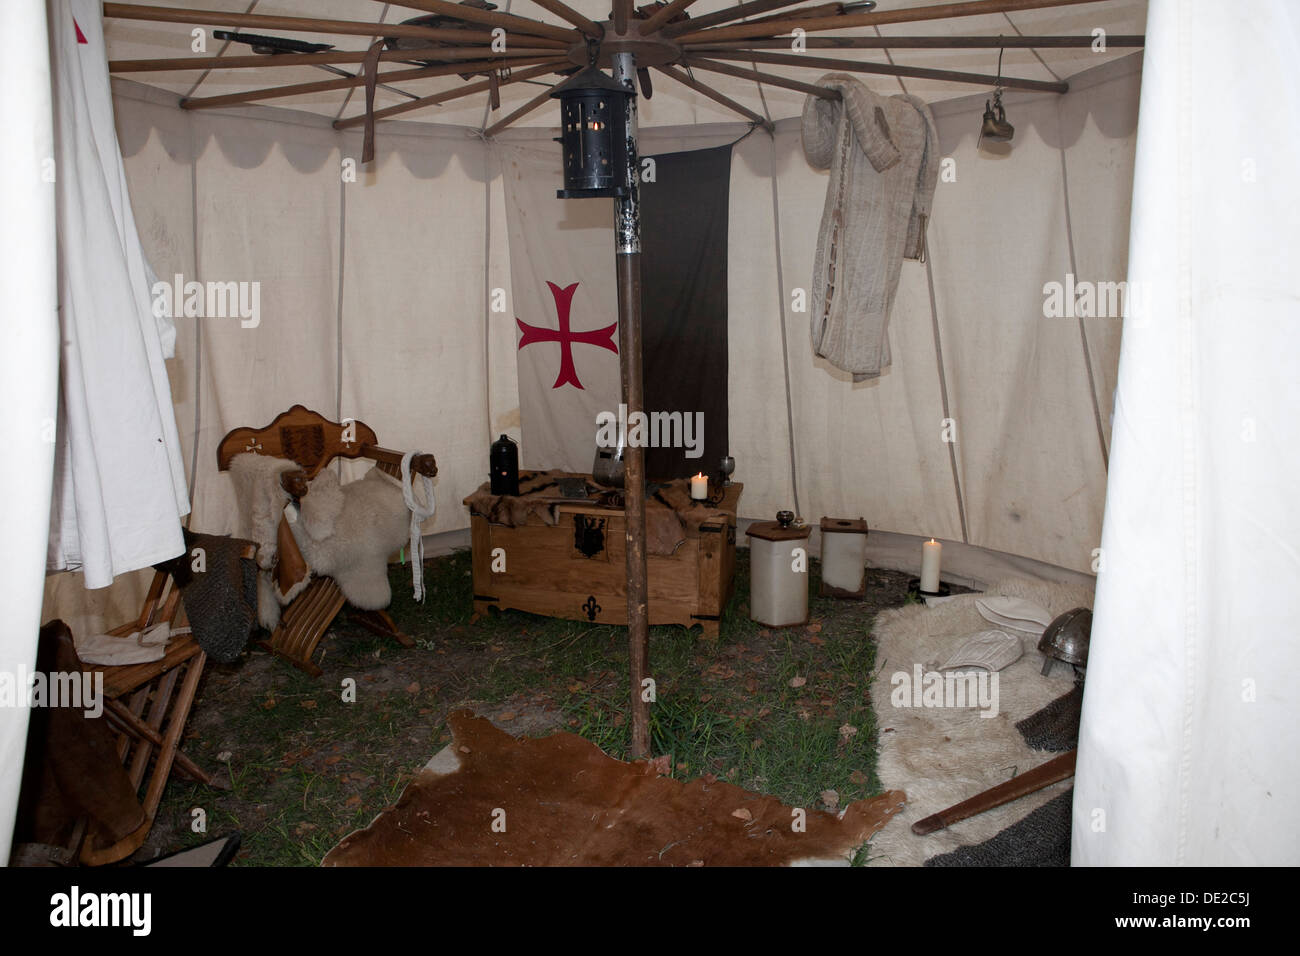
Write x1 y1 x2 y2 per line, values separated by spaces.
719 455 735 486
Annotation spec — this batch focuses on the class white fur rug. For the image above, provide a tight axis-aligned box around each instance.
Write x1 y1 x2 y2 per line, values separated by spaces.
866 578 1094 866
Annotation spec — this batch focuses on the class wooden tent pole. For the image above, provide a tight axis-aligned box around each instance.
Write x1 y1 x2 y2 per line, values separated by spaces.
638 0 702 36
655 65 773 131
613 0 633 36
480 79 561 135
371 0 580 44
611 50 652 760
680 56 840 99
672 0 1104 44
682 35 1146 50
661 0 812 39
110 48 558 73
335 59 567 130
695 50 1069 93
101 3 536 45
524 0 604 38
180 56 552 110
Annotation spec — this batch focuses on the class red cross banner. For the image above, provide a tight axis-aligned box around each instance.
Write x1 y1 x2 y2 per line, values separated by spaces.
500 141 621 472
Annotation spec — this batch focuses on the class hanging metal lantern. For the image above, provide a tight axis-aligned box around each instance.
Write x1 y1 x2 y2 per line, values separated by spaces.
550 66 632 199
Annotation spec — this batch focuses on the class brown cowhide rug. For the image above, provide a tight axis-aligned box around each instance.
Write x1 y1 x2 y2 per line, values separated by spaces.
323 710 907 866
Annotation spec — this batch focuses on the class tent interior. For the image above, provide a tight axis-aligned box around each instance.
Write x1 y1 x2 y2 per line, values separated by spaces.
4 0 1297 871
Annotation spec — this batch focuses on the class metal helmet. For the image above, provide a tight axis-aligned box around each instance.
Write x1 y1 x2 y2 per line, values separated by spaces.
1037 607 1092 676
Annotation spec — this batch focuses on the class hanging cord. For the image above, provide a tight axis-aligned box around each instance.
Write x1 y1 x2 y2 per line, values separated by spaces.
401 451 437 601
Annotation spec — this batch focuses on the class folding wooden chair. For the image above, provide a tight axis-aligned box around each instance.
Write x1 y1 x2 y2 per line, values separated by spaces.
78 556 248 865
217 405 437 676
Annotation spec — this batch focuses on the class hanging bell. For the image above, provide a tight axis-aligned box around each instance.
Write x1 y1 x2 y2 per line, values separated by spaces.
981 91 1014 143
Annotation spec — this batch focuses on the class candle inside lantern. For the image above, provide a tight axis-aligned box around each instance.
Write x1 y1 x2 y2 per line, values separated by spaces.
690 473 708 500
920 538 942 592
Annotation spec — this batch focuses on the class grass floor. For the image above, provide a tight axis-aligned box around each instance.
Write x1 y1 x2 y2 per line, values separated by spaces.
141 549 919 866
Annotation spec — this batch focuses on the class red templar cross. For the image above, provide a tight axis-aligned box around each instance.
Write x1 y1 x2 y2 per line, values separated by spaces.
517 282 618 390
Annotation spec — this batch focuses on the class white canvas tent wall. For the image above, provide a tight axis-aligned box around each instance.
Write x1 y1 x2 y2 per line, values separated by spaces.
11 0 1296 865
1 0 59 870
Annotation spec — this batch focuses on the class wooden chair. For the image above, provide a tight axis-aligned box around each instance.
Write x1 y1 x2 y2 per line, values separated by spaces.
39 556 243 866
216 405 437 676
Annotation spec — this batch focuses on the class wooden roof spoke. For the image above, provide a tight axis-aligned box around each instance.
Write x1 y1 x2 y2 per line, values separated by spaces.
672 0 1108 45
655 65 773 131
368 0 580 44
332 59 568 129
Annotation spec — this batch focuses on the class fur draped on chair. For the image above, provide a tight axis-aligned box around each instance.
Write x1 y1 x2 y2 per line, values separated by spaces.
228 453 411 630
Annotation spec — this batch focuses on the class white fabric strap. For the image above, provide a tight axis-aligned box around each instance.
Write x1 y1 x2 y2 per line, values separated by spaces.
400 451 436 601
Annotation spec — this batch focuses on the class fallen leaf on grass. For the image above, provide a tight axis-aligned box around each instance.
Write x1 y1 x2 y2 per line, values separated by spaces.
405 682 421 694
345 795 362 808
789 676 807 688
299 699 317 710
325 755 343 766
261 698 277 710
839 723 859 739
849 770 868 785
821 789 839 810
498 711 516 722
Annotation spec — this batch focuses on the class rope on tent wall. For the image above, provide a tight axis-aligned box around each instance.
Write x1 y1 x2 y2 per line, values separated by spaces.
878 33 968 542
186 131 202 513
1001 12 1064 84
732 0 802 517
767 135 802 519
1058 143 1111 470
483 141 494 445
873 26 911 97
924 250 971 545
184 0 261 100
335 175 347 447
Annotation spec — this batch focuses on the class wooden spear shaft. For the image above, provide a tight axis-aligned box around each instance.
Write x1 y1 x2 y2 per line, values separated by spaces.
611 51 652 760
911 749 1077 835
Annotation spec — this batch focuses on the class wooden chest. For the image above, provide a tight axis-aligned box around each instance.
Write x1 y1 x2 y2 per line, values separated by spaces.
466 481 741 636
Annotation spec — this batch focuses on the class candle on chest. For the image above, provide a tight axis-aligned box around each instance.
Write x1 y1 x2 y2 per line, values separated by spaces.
920 538 942 592
690 473 708 500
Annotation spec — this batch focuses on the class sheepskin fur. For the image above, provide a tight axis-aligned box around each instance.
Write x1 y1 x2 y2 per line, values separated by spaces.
289 467 411 611
230 453 304 630
228 453 297 571
866 577 1094 866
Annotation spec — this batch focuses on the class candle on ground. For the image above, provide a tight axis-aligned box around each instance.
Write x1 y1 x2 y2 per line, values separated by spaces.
690 473 708 500
920 538 942 592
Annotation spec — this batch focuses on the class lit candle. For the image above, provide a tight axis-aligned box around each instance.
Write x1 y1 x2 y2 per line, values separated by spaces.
920 538 942 592
690 473 707 500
